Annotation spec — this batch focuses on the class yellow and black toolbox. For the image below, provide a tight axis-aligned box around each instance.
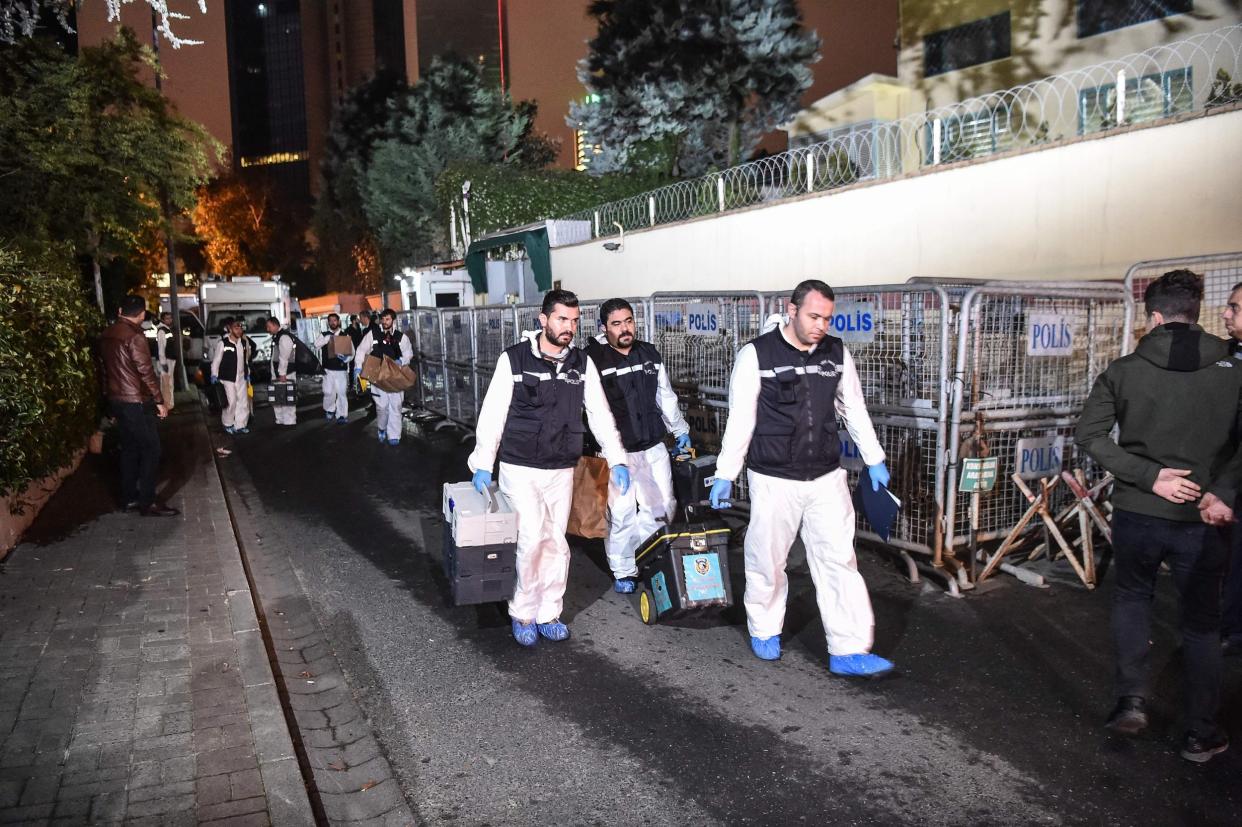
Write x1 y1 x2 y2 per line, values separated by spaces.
633 507 733 625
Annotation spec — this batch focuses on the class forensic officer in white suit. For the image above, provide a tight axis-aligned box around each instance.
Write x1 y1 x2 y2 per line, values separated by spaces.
468 289 631 647
155 311 176 409
209 318 253 434
265 317 298 427
585 297 691 593
711 279 895 678
354 308 413 445
314 313 352 424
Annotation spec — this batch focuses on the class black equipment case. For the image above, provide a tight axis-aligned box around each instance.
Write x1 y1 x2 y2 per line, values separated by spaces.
267 381 297 405
671 452 718 520
633 507 733 625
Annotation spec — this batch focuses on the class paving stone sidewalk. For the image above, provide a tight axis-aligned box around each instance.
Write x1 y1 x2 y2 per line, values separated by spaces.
0 402 314 825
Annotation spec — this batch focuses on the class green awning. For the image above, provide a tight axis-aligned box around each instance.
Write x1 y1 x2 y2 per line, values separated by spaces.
465 227 551 294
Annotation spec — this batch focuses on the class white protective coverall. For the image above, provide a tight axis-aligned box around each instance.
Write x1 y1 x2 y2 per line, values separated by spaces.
355 328 413 442
468 332 627 624
716 327 885 656
271 331 297 426
156 322 175 410
593 333 691 580
315 329 352 419
210 335 251 430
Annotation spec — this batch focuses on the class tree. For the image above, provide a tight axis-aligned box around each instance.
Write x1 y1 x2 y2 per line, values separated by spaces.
0 29 218 310
362 55 532 270
313 70 407 293
192 174 276 276
569 0 820 177
2 1 208 48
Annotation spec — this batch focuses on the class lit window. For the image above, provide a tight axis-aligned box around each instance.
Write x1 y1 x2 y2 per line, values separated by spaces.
239 151 310 168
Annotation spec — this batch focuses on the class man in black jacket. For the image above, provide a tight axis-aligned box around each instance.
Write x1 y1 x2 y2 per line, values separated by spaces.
1076 269 1242 764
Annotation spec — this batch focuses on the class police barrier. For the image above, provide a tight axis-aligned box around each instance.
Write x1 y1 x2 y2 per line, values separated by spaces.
405 280 1133 592
1121 251 1242 353
942 283 1130 575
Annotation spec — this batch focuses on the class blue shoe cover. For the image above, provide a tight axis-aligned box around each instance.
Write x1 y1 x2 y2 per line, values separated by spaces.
325 411 334 420
511 620 537 647
377 430 386 443
236 427 249 434
613 578 637 594
829 653 894 678
536 619 570 641
387 438 400 446
750 635 781 661
336 417 348 424
223 426 235 434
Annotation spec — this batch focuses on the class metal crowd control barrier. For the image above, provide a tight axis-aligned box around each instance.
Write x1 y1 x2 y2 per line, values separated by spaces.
942 282 1129 578
1121 251 1242 353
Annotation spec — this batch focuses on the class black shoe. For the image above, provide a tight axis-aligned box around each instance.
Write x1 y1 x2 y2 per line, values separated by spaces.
139 504 180 517
1180 729 1229 764
1105 696 1148 735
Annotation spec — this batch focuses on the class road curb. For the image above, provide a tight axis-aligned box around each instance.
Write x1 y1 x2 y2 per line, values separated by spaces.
196 403 318 826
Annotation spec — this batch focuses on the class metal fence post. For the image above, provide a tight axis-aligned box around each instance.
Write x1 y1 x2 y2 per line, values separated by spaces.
648 197 656 227
717 177 725 212
805 153 815 193
1115 70 1127 125
932 118 942 165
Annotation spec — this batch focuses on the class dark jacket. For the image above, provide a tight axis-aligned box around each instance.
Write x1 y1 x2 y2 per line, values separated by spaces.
1075 322 1242 522
100 317 165 405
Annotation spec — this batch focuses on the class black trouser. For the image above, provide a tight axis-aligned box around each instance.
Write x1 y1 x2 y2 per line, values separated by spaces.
1224 508 1242 642
111 400 161 508
1111 509 1227 736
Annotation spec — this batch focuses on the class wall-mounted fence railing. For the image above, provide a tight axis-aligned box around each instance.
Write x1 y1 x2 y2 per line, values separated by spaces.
556 25 1241 240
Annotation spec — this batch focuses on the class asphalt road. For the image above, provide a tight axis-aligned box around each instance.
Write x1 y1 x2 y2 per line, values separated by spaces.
211 384 1241 826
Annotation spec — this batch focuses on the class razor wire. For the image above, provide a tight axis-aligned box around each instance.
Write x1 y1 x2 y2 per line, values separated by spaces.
558 25 1242 239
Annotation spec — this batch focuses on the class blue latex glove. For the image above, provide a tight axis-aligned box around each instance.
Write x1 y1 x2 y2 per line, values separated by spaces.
209 375 218 384
611 465 630 495
709 478 733 509
353 368 362 378
338 354 349 363
868 462 891 492
472 469 492 494
675 433 692 453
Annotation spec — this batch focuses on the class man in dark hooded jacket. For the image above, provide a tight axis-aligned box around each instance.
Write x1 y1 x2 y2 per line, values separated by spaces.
1076 268 1242 764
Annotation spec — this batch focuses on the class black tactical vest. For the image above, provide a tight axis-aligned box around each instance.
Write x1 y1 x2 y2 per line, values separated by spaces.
218 338 244 383
746 328 845 481
321 328 348 371
586 338 666 452
271 329 293 374
498 340 588 470
370 329 405 361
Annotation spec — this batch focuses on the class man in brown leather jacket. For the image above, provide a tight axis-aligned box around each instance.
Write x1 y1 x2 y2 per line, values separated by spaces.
99 295 178 516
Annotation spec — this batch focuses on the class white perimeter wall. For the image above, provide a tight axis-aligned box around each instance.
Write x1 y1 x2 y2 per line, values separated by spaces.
551 109 1242 298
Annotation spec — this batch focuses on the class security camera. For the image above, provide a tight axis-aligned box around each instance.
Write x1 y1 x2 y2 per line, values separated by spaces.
603 242 621 252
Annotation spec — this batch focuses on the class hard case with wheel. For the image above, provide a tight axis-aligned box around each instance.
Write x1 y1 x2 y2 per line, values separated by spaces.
633 508 732 625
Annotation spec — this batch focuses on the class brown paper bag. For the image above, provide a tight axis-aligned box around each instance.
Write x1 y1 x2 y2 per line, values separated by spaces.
566 455 610 539
360 354 417 393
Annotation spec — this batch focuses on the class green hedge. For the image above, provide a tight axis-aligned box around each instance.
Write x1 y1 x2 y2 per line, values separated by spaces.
435 162 670 240
0 247 101 500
